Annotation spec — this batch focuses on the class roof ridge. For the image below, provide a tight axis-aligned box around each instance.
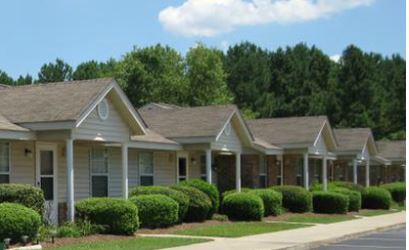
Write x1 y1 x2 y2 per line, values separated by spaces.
1 77 114 89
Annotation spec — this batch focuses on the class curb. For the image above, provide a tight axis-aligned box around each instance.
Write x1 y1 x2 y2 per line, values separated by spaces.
277 223 406 250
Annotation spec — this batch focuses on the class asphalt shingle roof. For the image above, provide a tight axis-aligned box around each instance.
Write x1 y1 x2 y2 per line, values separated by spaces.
333 128 372 152
0 114 28 131
376 140 406 161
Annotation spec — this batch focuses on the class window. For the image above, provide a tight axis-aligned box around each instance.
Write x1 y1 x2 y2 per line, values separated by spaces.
296 158 303 186
309 158 322 183
276 160 282 185
0 142 10 184
91 148 108 197
259 157 267 188
178 157 187 183
139 152 153 186
200 155 206 181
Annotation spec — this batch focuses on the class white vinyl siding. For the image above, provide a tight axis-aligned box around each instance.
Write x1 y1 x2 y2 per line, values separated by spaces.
128 148 139 189
153 151 176 186
9 141 35 185
212 122 242 152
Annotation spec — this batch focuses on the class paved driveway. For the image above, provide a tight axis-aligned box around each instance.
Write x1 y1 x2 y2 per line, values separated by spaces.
314 226 406 250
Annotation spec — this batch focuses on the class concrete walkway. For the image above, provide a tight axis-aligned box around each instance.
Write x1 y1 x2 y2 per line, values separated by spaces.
161 211 406 250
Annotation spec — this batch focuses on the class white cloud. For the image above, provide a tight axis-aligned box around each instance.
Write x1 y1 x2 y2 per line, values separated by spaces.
159 0 374 37
330 54 341 62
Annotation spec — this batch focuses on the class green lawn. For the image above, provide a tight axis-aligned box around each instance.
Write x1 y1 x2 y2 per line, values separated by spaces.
358 209 400 217
48 237 210 250
286 214 358 224
174 222 309 238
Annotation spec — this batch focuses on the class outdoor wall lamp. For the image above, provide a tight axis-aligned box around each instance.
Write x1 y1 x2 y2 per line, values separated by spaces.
24 148 33 158
275 160 281 166
191 157 197 165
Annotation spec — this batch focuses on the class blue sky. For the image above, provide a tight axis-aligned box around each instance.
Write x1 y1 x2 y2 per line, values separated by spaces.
0 0 405 78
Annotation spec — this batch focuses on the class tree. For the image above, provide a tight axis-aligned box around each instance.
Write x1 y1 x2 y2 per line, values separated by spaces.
0 70 13 85
15 74 33 85
73 59 119 80
37 58 73 83
186 44 232 106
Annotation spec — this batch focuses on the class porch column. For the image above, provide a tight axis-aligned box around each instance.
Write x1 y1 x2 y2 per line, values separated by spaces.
205 149 212 183
353 159 358 184
322 156 328 191
280 156 284 186
235 152 241 192
66 139 74 222
121 143 128 199
365 158 370 187
303 153 309 190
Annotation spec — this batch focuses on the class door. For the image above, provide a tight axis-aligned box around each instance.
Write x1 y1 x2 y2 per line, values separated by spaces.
177 153 188 183
36 143 58 224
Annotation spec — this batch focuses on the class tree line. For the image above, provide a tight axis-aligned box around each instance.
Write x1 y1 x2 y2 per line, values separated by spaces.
0 42 405 140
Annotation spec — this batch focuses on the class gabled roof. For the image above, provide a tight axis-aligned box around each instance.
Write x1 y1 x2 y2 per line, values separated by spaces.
376 140 405 162
247 116 336 149
334 128 377 155
0 114 28 131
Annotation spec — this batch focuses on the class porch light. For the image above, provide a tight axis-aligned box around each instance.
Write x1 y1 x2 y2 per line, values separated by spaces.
24 148 33 158
3 238 10 249
275 160 281 166
191 157 197 165
219 151 233 156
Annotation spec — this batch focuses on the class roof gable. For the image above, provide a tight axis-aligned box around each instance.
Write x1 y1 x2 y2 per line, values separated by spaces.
334 128 377 156
376 140 405 161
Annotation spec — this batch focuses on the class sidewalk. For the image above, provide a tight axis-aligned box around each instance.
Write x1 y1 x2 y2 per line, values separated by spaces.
161 211 406 250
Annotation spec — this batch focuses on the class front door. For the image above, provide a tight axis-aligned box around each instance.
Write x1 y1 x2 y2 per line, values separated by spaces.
36 143 58 224
177 153 188 183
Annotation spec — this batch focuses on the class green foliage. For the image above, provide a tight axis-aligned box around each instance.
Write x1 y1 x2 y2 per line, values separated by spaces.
180 179 219 217
0 70 14 85
331 187 361 212
130 194 179 228
329 181 365 193
75 197 139 235
57 221 103 238
222 188 251 199
0 203 42 243
171 185 212 222
362 187 392 210
222 192 264 221
0 183 45 216
37 58 73 82
129 185 189 222
380 182 406 203
272 185 312 213
249 189 282 216
312 191 349 214
73 60 118 80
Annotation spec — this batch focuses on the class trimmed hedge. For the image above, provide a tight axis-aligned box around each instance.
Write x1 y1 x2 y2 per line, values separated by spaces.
0 184 45 216
249 189 282 216
0 203 42 243
222 188 251 199
130 194 178 228
171 185 212 222
75 198 139 235
380 182 405 203
180 179 219 217
362 187 392 210
129 186 189 222
312 191 349 214
222 192 264 221
331 187 361 212
329 181 365 193
272 185 312 213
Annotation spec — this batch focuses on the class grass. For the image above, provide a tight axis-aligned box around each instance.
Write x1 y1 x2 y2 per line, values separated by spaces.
174 222 309 237
286 214 358 224
48 237 210 250
358 209 400 217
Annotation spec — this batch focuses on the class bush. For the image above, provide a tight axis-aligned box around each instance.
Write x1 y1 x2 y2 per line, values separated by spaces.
180 179 219 217
272 186 312 213
362 187 392 210
75 198 139 235
222 192 264 221
380 182 406 203
0 184 45 216
329 181 365 193
0 203 42 243
331 187 361 212
129 186 189 222
312 191 349 214
249 189 282 216
130 194 178 228
57 221 103 238
222 188 251 199
171 186 212 222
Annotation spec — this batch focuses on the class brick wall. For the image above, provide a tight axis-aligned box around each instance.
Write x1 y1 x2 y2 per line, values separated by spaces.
214 155 236 193
266 155 279 186
283 154 301 186
241 155 259 188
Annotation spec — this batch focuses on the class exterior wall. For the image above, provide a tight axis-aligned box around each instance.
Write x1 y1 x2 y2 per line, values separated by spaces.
72 97 131 142
214 155 236 193
283 154 302 186
332 160 353 182
241 155 259 188
153 151 177 186
9 141 35 184
212 122 242 152
188 151 204 179
266 155 279 186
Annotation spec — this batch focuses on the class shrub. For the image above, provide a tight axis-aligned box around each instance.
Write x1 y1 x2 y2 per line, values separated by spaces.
57 221 103 238
329 181 365 193
222 192 264 221
75 198 139 235
331 187 361 212
57 223 81 238
180 179 219 217
222 188 251 199
129 186 189 222
380 182 406 203
272 185 312 213
249 189 282 216
0 184 45 216
362 187 392 210
130 194 178 228
0 203 42 243
171 186 212 222
312 191 349 214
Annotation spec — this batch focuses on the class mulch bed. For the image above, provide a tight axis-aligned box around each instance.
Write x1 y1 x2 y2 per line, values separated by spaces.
138 219 231 234
42 234 134 249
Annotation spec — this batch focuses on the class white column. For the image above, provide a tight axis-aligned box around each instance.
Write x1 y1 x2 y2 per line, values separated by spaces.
303 153 309 190
322 156 328 191
66 139 74 222
365 157 370 187
121 143 128 199
353 159 358 184
235 152 241 192
280 156 284 186
205 149 212 183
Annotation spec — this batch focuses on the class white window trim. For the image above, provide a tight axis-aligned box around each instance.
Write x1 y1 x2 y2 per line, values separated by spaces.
259 157 267 187
200 154 206 180
139 152 154 185
177 152 189 183
97 98 110 121
0 142 10 183
90 148 109 197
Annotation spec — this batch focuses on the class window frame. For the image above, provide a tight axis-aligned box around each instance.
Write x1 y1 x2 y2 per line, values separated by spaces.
200 155 206 181
177 152 189 183
90 147 109 197
139 152 154 186
0 142 10 184
259 156 267 188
